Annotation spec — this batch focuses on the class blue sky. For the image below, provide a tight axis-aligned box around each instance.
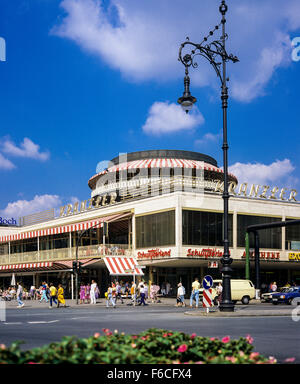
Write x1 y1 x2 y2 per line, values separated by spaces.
0 0 300 219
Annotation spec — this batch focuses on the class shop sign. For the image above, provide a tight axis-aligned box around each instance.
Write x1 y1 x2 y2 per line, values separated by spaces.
0 217 17 226
137 249 171 260
208 261 218 268
241 251 280 260
214 181 297 202
187 248 224 258
289 252 300 261
59 193 118 217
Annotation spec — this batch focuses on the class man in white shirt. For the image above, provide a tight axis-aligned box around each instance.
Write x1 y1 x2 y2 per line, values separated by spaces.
16 282 24 308
90 280 98 304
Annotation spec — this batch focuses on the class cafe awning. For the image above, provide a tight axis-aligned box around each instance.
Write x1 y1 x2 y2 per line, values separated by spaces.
0 212 132 243
104 257 144 276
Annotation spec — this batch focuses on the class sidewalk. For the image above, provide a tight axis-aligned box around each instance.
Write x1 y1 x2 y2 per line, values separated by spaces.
3 297 294 316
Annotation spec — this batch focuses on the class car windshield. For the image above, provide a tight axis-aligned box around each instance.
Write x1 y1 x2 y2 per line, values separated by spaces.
288 287 299 292
280 288 290 292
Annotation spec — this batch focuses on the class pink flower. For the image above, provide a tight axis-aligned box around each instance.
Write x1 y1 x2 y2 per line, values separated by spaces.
250 352 260 359
131 343 137 348
141 336 147 341
27 362 38 364
210 337 216 341
102 328 109 333
168 333 173 336
246 334 254 344
177 344 188 353
225 356 237 363
267 356 277 364
0 344 6 350
132 335 138 339
106 332 112 336
163 333 168 338
284 357 295 363
94 333 100 338
195 361 204 364
191 333 197 339
221 336 230 343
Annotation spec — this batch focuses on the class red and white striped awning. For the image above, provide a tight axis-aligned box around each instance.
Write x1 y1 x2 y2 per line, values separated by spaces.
107 159 223 172
0 258 102 273
0 213 128 244
104 257 144 276
89 158 227 186
0 262 53 271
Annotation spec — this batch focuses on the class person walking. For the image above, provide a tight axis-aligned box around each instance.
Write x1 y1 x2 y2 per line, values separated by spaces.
85 283 91 304
115 281 124 304
79 283 86 304
49 283 58 309
90 280 98 305
39 281 49 303
176 283 185 307
29 285 36 300
271 282 278 292
216 282 223 307
190 278 200 308
106 284 116 308
16 282 25 308
131 281 136 305
57 284 66 308
138 284 148 306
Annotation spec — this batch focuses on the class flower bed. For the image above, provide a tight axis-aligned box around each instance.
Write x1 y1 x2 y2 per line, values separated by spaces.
0 328 287 364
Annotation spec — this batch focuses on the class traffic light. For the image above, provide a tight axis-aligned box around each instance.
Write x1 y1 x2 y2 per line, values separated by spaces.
72 261 77 273
78 262 83 274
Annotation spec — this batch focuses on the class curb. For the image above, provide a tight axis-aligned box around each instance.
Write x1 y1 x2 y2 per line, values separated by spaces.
184 310 291 317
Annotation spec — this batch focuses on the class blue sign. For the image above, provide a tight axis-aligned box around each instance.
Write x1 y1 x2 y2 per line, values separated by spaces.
0 217 17 226
202 275 213 290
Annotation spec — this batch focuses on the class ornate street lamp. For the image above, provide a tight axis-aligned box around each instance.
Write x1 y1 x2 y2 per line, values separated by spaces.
178 0 239 312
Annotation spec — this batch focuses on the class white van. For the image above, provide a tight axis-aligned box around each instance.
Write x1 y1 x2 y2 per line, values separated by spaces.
199 279 255 305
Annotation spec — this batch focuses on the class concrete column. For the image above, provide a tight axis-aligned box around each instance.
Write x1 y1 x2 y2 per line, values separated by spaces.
282 215 286 251
175 195 182 258
132 213 136 253
69 232 72 259
37 236 40 261
233 210 237 249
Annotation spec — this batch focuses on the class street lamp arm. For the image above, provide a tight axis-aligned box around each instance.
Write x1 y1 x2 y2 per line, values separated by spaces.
178 38 238 86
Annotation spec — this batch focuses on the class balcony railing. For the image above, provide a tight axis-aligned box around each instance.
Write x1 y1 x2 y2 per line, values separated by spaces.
0 244 131 265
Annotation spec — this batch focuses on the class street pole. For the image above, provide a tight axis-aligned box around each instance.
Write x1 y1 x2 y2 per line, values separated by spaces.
177 0 238 312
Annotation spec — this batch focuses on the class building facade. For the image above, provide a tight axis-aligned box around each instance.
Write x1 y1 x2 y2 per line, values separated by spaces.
1 150 300 297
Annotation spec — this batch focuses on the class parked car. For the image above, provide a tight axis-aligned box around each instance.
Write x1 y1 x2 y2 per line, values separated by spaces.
199 279 255 305
272 286 300 305
261 287 289 303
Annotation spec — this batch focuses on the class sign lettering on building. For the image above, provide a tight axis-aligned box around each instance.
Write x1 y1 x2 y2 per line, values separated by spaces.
0 217 17 226
137 249 171 260
241 251 280 260
289 252 300 261
187 248 224 258
215 181 297 202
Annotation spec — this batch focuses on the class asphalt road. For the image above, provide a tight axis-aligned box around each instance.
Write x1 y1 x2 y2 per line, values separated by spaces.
0 304 299 363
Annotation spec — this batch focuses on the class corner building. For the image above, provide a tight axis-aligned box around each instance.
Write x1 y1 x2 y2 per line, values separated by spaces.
1 150 300 296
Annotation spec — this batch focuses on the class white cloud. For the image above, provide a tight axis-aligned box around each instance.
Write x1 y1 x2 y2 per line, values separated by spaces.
0 195 62 219
52 0 300 102
229 159 296 186
0 153 15 170
142 101 204 135
195 132 221 146
2 138 50 161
